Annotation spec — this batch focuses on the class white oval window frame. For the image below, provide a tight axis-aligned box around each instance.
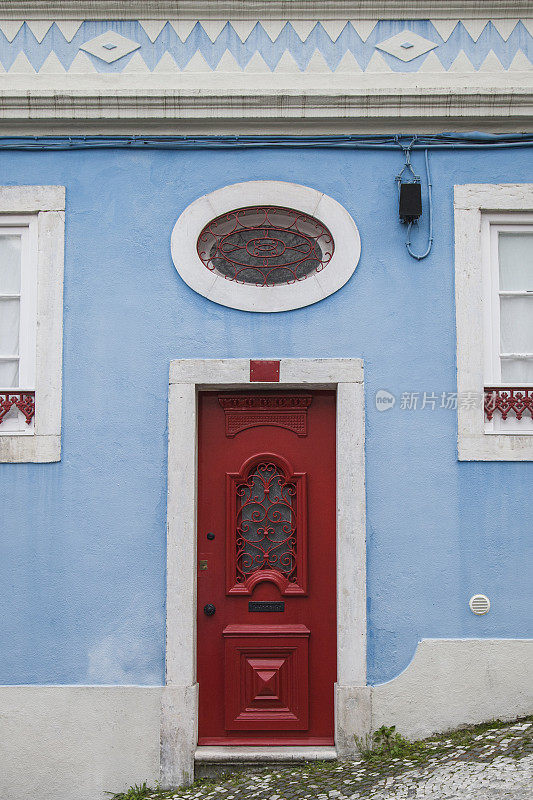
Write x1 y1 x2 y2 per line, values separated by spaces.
171 180 361 312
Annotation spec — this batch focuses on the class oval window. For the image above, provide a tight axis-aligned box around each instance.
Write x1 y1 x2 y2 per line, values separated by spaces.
171 181 360 312
196 206 334 286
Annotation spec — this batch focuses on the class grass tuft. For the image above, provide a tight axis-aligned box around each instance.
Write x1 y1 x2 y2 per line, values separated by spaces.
106 782 153 800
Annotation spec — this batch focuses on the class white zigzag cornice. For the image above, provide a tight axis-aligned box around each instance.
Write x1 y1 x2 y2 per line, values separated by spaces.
1 2 532 18
0 19 532 73
0 14 532 131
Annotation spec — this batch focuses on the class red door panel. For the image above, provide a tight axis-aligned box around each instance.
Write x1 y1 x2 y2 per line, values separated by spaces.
224 625 309 731
197 391 336 745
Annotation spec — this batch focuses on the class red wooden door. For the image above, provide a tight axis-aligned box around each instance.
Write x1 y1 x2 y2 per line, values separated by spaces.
197 391 336 745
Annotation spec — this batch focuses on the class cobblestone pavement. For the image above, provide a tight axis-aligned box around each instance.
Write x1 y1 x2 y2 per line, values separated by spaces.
139 720 533 800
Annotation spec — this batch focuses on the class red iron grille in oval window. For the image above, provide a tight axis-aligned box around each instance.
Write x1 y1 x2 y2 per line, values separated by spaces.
196 206 334 286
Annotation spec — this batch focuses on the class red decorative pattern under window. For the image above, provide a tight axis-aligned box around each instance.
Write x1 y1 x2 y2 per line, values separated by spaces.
0 391 35 425
226 454 307 596
197 206 334 286
484 387 533 421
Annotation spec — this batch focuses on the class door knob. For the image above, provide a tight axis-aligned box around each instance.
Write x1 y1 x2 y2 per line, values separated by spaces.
203 603 216 616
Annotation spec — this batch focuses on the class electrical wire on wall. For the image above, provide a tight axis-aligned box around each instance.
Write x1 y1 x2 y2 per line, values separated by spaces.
2 131 531 262
1 133 533 150
407 150 433 261
396 138 433 261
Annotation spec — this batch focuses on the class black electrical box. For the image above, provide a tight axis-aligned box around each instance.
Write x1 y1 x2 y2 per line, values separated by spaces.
399 182 422 223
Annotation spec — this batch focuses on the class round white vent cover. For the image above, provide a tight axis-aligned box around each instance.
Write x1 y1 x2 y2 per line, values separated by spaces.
469 594 490 615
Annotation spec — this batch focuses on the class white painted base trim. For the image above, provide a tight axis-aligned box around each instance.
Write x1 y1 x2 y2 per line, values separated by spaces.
0 641 531 799
195 746 337 762
372 638 533 740
0 686 161 800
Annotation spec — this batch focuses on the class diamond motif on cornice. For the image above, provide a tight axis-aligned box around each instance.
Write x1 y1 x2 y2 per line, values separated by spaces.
79 31 141 63
375 30 438 62
0 19 531 74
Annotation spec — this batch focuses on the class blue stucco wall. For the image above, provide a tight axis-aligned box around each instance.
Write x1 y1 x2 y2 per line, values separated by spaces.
1 143 532 686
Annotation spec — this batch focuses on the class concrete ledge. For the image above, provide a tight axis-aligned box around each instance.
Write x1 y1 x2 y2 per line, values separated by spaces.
3 2 528 19
2 90 533 135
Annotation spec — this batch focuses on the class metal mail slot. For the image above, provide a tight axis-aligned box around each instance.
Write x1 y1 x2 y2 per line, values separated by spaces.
248 601 285 612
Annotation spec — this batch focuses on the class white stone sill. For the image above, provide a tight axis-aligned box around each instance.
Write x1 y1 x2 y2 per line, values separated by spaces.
195 746 337 763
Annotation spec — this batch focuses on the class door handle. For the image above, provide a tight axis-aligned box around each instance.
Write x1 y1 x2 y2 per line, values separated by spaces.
203 603 216 617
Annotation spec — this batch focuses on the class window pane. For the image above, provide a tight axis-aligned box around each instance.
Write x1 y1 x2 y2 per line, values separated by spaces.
499 232 533 291
500 296 533 352
0 297 20 354
0 235 21 294
500 358 533 382
197 206 334 286
0 359 19 386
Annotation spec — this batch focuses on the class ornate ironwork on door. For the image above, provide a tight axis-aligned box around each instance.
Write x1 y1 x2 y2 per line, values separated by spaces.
197 206 334 286
238 461 296 579
226 455 307 596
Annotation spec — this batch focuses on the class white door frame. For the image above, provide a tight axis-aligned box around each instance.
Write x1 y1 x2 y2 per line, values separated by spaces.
161 358 368 787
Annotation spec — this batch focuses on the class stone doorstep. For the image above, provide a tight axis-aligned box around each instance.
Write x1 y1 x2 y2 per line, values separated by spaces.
195 746 338 762
194 746 337 778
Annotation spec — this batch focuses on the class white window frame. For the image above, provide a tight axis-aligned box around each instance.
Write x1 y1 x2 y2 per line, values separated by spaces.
0 217 38 411
170 181 361 313
0 186 65 463
455 184 533 460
